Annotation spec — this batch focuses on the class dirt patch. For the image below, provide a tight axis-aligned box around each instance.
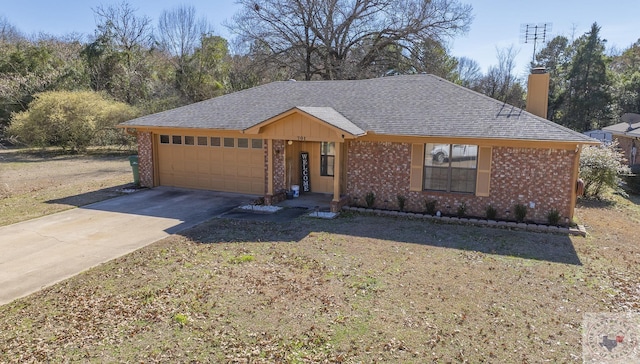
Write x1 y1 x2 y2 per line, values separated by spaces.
0 148 135 226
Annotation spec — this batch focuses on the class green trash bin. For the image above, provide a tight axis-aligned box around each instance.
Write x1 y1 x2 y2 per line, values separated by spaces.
129 155 140 185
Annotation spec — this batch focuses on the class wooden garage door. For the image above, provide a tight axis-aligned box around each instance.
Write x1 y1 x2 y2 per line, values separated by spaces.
157 134 265 195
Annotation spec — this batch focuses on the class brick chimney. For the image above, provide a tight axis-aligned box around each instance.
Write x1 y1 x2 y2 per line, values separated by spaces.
526 67 550 119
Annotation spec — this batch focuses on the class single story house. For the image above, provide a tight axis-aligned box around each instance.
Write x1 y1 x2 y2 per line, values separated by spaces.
119 72 597 224
603 113 640 166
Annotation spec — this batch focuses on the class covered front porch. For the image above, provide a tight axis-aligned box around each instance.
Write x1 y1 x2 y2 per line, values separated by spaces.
243 107 364 212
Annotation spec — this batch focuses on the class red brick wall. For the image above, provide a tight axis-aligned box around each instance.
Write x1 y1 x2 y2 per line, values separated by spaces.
137 131 153 187
264 139 287 194
346 140 577 224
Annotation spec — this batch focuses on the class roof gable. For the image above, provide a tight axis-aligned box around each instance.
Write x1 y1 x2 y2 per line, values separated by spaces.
244 107 365 140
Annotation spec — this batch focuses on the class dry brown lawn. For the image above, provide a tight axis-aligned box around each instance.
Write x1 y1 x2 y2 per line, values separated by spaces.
0 150 639 363
0 148 134 226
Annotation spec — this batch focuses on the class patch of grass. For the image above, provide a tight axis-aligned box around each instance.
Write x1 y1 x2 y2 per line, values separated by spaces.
173 313 188 327
228 254 255 264
0 148 132 226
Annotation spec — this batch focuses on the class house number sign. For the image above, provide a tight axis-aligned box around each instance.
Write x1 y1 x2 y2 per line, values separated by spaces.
300 152 310 192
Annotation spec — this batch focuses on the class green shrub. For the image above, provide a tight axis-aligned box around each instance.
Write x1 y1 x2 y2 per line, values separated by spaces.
8 91 138 152
485 205 497 220
514 204 527 222
546 209 561 226
424 199 437 215
457 202 467 217
365 192 375 208
397 195 406 211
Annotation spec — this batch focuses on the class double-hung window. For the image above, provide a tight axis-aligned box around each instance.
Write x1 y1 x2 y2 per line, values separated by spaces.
424 143 478 193
320 142 335 177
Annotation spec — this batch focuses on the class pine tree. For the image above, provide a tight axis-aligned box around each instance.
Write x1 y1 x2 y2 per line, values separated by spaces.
559 23 612 131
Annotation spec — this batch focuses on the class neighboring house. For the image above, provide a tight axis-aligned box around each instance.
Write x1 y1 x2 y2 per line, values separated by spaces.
602 113 640 166
119 72 597 224
583 130 612 145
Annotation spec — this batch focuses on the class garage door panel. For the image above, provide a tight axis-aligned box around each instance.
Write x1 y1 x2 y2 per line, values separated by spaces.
158 135 264 194
237 166 252 177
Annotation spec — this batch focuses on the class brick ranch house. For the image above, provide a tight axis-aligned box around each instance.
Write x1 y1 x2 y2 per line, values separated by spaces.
603 113 640 166
119 73 597 224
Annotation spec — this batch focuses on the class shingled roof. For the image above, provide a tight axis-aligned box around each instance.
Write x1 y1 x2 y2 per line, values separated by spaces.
121 74 595 143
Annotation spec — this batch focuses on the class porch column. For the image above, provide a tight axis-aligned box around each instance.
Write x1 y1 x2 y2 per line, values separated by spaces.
333 141 342 202
267 139 273 196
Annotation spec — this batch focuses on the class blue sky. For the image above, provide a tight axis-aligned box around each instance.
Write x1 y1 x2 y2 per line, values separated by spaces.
2 0 639 77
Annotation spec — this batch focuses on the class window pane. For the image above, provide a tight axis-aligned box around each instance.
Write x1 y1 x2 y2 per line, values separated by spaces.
210 137 221 147
320 142 335 177
184 136 195 145
423 166 448 191
425 143 450 166
423 143 478 193
197 136 207 146
224 138 235 148
451 168 477 193
237 138 249 148
321 155 335 176
251 139 263 149
172 135 182 144
160 135 170 144
321 141 335 155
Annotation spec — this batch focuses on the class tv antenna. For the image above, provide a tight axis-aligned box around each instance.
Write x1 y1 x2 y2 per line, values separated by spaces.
520 23 552 65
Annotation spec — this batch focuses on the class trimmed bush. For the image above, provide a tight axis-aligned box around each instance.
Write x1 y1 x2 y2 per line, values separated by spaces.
546 209 561 226
485 205 497 220
396 195 406 211
365 192 375 208
424 199 437 215
514 204 527 222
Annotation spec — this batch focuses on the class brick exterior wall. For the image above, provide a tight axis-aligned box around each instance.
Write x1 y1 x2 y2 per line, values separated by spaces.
272 140 286 193
346 140 577 224
264 139 287 205
137 131 154 187
614 135 639 166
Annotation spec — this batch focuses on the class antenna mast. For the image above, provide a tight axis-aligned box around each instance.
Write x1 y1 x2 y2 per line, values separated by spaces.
520 23 552 66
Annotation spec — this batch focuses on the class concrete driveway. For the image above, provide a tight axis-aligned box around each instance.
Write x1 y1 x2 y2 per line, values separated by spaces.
0 187 254 305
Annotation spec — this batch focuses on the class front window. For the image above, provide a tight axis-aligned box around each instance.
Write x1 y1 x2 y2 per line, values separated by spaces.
424 143 477 193
320 142 335 177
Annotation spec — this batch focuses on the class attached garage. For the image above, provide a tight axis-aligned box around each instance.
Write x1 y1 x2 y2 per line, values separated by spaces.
156 133 265 195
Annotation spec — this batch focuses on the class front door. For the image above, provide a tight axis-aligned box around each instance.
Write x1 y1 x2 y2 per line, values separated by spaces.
284 141 333 194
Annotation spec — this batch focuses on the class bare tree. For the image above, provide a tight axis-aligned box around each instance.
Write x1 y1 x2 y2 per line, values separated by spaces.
93 1 153 51
230 0 472 80
456 56 481 87
89 1 154 104
156 5 209 63
0 16 23 43
476 45 525 107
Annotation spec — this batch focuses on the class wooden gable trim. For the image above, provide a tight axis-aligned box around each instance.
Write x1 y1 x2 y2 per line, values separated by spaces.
243 108 359 140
